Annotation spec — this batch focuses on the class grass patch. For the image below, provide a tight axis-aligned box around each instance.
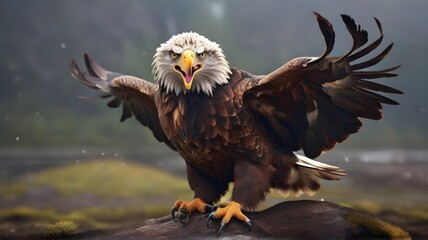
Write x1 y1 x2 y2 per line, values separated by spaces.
0 205 173 231
1 160 192 200
32 160 191 199
0 160 195 232
44 220 78 238
0 206 58 221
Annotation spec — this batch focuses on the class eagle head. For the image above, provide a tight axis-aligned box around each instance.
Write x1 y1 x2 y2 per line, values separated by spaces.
152 32 231 96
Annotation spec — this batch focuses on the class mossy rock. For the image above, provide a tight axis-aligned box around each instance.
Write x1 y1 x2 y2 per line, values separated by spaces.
345 211 410 239
74 200 411 239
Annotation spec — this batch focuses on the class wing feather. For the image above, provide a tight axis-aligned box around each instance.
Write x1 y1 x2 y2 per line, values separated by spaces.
340 14 368 59
312 11 335 61
348 17 383 62
242 12 401 159
351 43 393 70
120 102 133 122
107 97 122 108
356 79 403 94
71 54 175 150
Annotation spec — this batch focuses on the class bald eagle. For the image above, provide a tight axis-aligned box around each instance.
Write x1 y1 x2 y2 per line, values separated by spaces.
71 12 401 235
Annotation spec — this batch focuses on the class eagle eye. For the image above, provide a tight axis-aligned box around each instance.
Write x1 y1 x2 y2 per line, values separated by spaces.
170 51 179 59
197 52 206 59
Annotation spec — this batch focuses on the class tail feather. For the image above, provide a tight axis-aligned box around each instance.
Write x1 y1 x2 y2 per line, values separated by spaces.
295 154 347 179
276 154 346 198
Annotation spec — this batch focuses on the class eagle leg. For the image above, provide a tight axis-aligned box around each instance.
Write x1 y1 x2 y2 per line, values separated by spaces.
171 198 216 224
205 160 272 236
206 201 251 237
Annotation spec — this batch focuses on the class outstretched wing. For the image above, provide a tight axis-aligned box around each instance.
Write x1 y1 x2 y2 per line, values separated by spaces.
70 54 175 150
243 12 402 159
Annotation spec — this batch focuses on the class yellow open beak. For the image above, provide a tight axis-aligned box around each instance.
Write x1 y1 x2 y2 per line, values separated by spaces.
173 49 202 90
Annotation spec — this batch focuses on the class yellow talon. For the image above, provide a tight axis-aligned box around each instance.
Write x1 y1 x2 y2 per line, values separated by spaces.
207 201 251 236
173 198 207 214
171 198 214 224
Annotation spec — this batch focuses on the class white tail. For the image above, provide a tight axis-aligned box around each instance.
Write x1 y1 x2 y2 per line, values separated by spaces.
295 154 347 180
277 154 346 197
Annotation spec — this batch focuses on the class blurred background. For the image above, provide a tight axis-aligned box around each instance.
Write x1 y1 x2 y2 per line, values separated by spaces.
0 0 427 238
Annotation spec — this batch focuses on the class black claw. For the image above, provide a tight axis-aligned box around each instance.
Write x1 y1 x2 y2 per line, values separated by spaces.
217 221 226 237
179 214 187 225
171 207 177 221
179 208 189 225
245 220 252 232
207 211 216 228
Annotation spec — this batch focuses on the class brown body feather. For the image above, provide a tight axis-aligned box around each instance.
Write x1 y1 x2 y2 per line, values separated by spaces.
71 13 401 210
155 69 269 182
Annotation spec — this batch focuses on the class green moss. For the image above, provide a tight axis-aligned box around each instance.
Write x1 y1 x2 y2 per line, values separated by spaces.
0 160 192 201
0 205 172 231
346 211 411 239
0 207 58 220
0 160 197 232
44 220 78 238
32 160 191 199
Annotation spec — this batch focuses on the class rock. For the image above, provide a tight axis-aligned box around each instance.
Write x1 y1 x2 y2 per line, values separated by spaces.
75 200 411 240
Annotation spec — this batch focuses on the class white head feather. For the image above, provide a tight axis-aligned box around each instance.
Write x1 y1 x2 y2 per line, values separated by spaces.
152 32 231 96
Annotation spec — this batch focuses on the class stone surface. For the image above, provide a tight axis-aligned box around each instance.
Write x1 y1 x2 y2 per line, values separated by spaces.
73 200 411 240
